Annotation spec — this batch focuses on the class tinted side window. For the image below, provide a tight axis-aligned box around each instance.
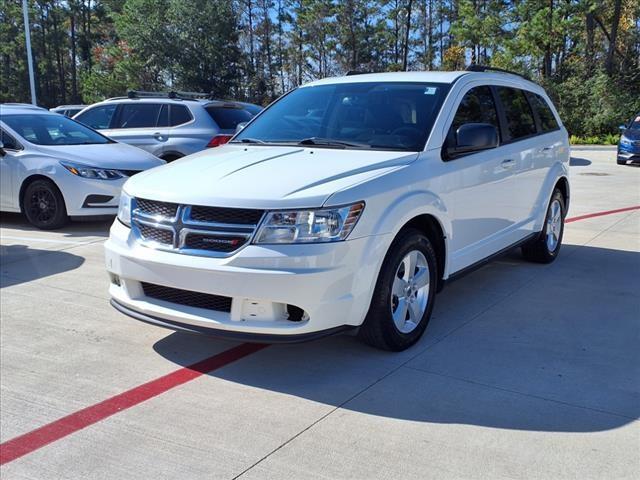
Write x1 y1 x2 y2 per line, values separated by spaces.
496 87 536 140
115 104 162 129
170 105 193 126
157 105 169 127
530 94 559 133
75 105 117 129
206 107 253 130
449 86 500 140
1 129 21 149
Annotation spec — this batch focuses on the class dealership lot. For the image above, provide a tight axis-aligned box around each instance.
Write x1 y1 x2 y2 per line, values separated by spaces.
1 147 638 479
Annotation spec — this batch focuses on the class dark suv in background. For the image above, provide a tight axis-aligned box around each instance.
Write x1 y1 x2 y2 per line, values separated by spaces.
618 114 640 165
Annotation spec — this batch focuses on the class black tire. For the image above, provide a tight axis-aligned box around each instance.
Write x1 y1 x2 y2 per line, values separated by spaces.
22 179 68 230
161 154 183 162
521 188 565 264
359 228 438 351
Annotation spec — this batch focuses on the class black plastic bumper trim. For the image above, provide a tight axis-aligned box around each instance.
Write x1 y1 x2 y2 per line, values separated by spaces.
110 299 354 343
82 194 114 208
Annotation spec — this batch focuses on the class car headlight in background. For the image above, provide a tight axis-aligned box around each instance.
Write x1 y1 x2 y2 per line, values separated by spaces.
117 191 132 227
60 161 125 180
254 202 365 244
619 135 631 146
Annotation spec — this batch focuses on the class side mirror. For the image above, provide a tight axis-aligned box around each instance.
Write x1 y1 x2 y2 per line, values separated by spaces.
619 124 627 132
235 122 248 134
0 141 5 157
445 123 498 160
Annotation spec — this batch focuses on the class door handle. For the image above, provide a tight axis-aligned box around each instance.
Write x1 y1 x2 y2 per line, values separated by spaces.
501 159 516 169
539 146 553 152
153 132 165 141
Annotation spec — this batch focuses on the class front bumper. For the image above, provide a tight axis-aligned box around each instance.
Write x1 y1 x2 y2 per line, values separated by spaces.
105 220 390 340
618 144 640 164
58 174 125 217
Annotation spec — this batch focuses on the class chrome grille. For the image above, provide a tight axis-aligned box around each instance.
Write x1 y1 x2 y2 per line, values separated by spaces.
190 206 264 225
141 282 232 312
138 223 174 246
131 198 264 257
183 232 249 252
136 198 179 219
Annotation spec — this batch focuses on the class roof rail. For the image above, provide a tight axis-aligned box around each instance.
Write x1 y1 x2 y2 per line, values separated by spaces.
345 70 372 76
465 64 532 81
124 90 212 101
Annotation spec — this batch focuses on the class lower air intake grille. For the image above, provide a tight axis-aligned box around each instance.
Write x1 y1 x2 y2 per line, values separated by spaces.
141 282 232 313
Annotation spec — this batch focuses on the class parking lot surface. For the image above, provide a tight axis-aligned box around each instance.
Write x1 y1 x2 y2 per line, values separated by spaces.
1 147 639 479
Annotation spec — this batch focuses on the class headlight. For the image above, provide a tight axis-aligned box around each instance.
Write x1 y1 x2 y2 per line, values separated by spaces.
254 202 365 244
117 191 132 227
60 161 125 180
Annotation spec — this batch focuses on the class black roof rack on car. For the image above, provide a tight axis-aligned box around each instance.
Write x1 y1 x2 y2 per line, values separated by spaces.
465 64 532 81
345 70 372 76
104 91 242 104
123 90 211 101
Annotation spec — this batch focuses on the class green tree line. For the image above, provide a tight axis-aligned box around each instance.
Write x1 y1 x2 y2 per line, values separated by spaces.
1 0 639 138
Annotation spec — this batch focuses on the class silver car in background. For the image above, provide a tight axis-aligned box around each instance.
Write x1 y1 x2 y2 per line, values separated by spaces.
50 105 88 117
74 92 262 161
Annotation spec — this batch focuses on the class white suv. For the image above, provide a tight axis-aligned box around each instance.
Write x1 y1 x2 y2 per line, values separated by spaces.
105 68 570 351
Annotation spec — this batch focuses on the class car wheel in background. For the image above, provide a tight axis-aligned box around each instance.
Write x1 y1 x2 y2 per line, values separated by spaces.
161 154 183 162
359 228 437 351
22 179 69 230
522 188 565 264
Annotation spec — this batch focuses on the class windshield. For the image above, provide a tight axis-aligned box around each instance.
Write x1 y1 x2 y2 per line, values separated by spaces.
627 116 640 130
233 82 449 151
2 114 111 146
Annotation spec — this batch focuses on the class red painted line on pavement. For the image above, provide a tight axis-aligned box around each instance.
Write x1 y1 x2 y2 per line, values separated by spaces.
0 343 268 465
566 205 640 223
1 204 639 466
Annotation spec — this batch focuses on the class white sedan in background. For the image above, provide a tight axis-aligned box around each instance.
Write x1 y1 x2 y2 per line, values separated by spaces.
0 104 165 229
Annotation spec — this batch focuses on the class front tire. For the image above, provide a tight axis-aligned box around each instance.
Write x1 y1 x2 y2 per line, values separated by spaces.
521 188 565 263
359 228 438 351
22 179 68 230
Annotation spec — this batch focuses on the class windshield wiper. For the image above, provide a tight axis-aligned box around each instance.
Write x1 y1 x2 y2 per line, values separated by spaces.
231 138 266 144
297 137 370 149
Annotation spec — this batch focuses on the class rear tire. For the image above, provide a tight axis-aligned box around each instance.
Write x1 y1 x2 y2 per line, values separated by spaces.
521 188 565 264
22 179 68 230
161 154 183 162
359 228 438 351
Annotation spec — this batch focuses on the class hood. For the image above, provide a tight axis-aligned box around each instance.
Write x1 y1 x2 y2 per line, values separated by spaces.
35 142 165 170
125 144 417 209
621 129 640 141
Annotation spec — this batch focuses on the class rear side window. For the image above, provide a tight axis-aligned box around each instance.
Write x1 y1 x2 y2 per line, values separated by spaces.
115 104 162 129
449 86 500 141
496 87 537 140
170 105 193 126
75 104 117 129
206 106 253 130
530 94 560 133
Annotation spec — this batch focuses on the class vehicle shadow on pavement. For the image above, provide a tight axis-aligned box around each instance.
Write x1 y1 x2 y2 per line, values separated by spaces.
0 244 85 288
0 212 113 238
153 243 639 433
569 157 592 166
